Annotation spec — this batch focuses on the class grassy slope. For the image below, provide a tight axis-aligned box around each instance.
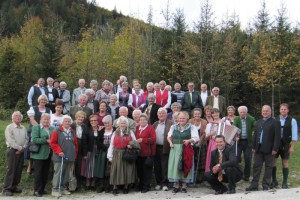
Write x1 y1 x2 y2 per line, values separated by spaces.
0 120 299 192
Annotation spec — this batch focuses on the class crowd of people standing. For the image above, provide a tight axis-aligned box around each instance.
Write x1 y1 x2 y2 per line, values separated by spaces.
2 75 298 197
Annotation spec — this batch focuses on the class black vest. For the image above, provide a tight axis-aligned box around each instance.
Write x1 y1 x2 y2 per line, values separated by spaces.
276 115 292 144
32 86 44 106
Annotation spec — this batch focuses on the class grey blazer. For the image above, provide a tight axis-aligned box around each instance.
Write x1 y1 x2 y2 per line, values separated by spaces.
59 89 71 114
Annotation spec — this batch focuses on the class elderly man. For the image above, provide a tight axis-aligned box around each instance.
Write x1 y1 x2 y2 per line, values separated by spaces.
205 87 226 117
154 80 171 110
132 109 142 127
45 77 59 113
165 85 177 108
69 94 92 125
113 106 136 133
143 82 154 104
204 135 242 195
72 79 86 106
233 106 256 181
171 83 185 104
28 78 46 106
246 105 281 191
3 111 29 196
181 82 203 116
271 103 298 189
142 94 161 125
200 83 210 106
114 75 131 94
152 108 173 191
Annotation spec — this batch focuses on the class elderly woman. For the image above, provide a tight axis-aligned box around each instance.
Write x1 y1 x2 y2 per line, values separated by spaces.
89 80 98 97
31 113 55 197
132 84 146 110
58 81 71 114
85 89 99 113
222 106 236 125
71 111 88 190
50 115 78 197
167 102 181 120
188 108 208 183
203 105 213 123
116 82 133 107
167 111 199 193
205 108 231 172
107 116 139 194
99 115 116 193
132 109 142 127
81 115 104 191
96 101 110 127
108 94 120 121
95 80 112 103
135 114 156 193
27 94 52 174
50 103 64 128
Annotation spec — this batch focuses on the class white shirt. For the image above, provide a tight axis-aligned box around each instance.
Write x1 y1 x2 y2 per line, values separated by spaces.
156 121 166 145
201 91 208 106
213 96 219 109
154 90 171 109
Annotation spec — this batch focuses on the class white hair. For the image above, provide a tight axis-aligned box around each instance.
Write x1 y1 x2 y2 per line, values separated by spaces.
62 115 73 124
238 106 248 113
85 89 95 95
11 111 23 121
117 116 129 127
157 107 167 114
147 82 154 87
60 81 67 87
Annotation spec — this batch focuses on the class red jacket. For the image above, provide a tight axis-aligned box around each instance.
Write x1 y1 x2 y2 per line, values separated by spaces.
50 125 78 159
135 125 156 157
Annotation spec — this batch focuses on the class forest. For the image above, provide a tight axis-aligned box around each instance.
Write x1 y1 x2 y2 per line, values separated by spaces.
0 0 299 119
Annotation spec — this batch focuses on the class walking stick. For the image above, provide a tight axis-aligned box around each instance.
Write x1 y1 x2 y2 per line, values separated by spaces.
194 134 206 186
58 156 64 199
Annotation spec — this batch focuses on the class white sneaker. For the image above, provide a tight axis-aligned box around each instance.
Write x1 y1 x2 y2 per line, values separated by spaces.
62 190 71 195
51 191 61 197
155 185 161 190
162 186 168 191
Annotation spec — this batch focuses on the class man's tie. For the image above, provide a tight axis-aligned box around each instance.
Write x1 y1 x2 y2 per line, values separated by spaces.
218 151 223 182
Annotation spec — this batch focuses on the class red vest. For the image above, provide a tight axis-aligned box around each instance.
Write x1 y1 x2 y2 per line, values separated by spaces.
113 134 132 149
156 90 169 107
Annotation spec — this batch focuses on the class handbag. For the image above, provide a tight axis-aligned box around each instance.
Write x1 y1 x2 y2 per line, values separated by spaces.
144 143 153 168
122 148 138 163
28 126 41 153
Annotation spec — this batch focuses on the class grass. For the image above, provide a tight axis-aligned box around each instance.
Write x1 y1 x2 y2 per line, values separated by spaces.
0 120 299 194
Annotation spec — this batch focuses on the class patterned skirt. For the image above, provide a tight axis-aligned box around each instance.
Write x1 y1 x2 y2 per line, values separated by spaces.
81 145 96 178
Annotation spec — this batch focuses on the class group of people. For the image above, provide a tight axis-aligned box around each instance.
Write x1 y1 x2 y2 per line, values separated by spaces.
2 75 298 197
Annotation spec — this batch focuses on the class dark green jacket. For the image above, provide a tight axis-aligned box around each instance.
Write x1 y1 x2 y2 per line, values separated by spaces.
233 115 256 147
31 125 55 160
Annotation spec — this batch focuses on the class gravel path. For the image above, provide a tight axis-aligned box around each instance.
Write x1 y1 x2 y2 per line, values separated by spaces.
2 186 299 200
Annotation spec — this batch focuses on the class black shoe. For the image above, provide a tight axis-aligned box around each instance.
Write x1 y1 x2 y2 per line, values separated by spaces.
96 187 104 193
282 183 288 189
245 186 258 191
215 188 228 195
262 186 269 191
243 177 250 181
33 192 42 197
141 188 149 193
112 189 118 195
227 189 236 194
181 188 187 193
172 188 180 193
123 188 129 194
270 181 278 189
2 191 13 196
12 188 22 193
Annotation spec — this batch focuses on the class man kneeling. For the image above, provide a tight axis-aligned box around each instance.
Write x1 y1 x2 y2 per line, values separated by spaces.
204 135 242 194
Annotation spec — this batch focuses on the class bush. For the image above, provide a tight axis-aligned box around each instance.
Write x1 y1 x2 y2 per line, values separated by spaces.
0 107 13 120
